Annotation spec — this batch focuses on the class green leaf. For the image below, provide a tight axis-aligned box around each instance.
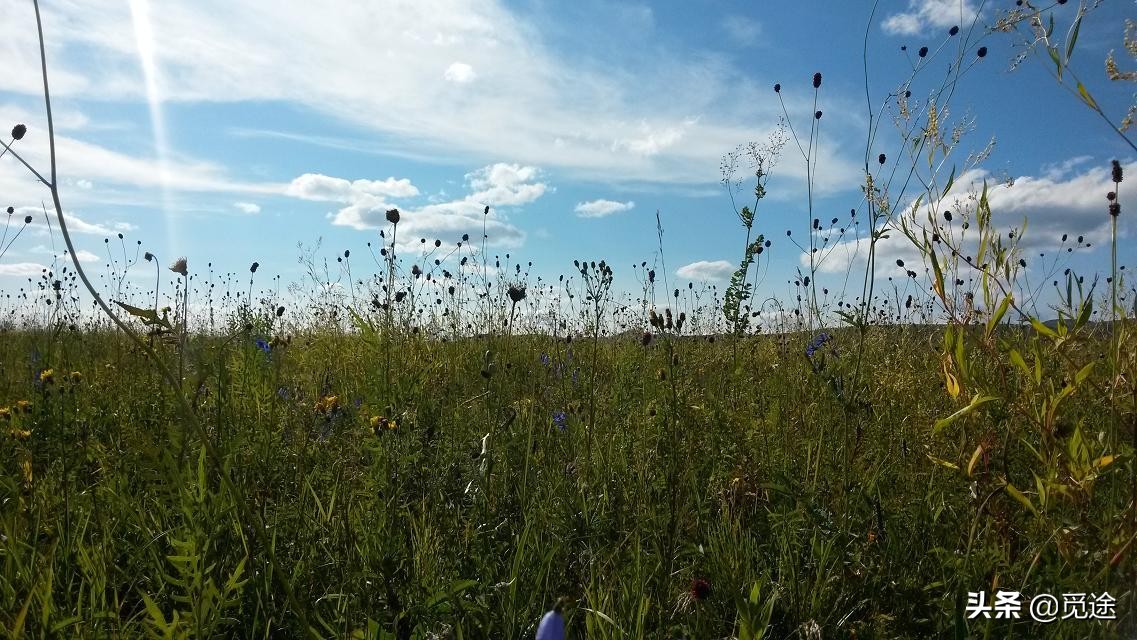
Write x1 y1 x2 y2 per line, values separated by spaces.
943 165 957 196
1030 317 1058 340
934 394 999 434
1008 349 1031 379
1004 482 1039 517
114 300 172 329
1048 45 1062 79
1077 82 1099 110
1066 11 1082 62
985 295 1012 340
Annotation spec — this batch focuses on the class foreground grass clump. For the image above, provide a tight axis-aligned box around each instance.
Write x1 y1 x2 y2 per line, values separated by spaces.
0 319 1130 638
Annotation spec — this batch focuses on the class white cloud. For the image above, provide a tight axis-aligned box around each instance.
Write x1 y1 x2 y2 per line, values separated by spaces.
285 173 420 202
10 205 133 237
574 199 634 218
882 0 980 36
808 159 1136 277
74 249 100 263
677 260 735 281
464 164 547 206
234 201 261 214
0 262 47 277
304 162 547 249
722 16 762 46
444 62 476 84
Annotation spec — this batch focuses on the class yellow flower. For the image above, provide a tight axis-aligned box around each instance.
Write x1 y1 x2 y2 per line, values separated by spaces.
10 428 31 439
0 407 10 421
69 371 82 383
21 458 33 484
315 394 340 414
38 368 54 385
16 400 31 414
369 415 397 435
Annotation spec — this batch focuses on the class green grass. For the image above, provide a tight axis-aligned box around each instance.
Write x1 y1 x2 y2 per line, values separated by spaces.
0 318 1131 638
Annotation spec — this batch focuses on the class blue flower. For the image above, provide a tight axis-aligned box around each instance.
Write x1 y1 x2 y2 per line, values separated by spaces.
536 607 565 640
255 338 271 353
552 411 567 431
540 353 551 367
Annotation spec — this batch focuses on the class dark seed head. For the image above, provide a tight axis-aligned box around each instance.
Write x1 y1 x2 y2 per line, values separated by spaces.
385 208 401 224
814 110 823 119
250 261 259 273
812 72 822 89
918 46 928 58
878 153 886 165
1112 160 1124 184
773 83 781 93
24 215 32 224
11 124 26 140
949 26 959 36
977 46 987 58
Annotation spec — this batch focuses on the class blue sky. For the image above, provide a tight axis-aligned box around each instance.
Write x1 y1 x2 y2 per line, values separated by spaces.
1 0 1134 318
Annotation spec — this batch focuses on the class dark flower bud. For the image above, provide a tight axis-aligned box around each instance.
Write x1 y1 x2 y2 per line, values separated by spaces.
773 83 781 93
814 110 823 119
977 46 987 58
1112 160 1124 183
1110 202 1121 217
276 305 285 317
918 46 928 57
144 252 154 262
484 205 490 215
949 26 959 36
385 208 400 224
812 72 822 88
24 215 32 224
250 261 259 273
1107 191 1116 201
344 250 350 258
944 210 952 222
896 259 905 267
11 124 26 140
5 206 12 214
878 153 886 165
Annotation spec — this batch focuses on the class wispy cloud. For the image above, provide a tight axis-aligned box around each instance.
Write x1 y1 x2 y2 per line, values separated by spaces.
0 0 861 188
0 262 47 277
574 199 634 218
882 0 980 36
234 201 261 214
722 16 762 47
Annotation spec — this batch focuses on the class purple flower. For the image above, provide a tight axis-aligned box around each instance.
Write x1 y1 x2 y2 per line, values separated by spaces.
552 411 567 431
255 338 271 353
540 353 551 367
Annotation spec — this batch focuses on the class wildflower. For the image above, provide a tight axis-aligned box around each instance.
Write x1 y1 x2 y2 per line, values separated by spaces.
948 25 959 36
508 284 526 303
38 368 54 385
773 83 781 93
10 427 31 439
385 208 401 224
552 411 567 431
255 338 271 353
11 124 26 140
250 261 259 273
536 599 568 640
16 400 31 414
977 46 987 58
370 415 396 434
812 72 822 89
0 407 9 421
68 371 81 383
918 46 928 57
144 251 154 262
5 206 12 214
276 305 285 317
540 353 551 366
690 578 712 601
1112 159 1124 184
814 110 823 119
23 215 32 224
170 257 188 276
315 394 340 414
